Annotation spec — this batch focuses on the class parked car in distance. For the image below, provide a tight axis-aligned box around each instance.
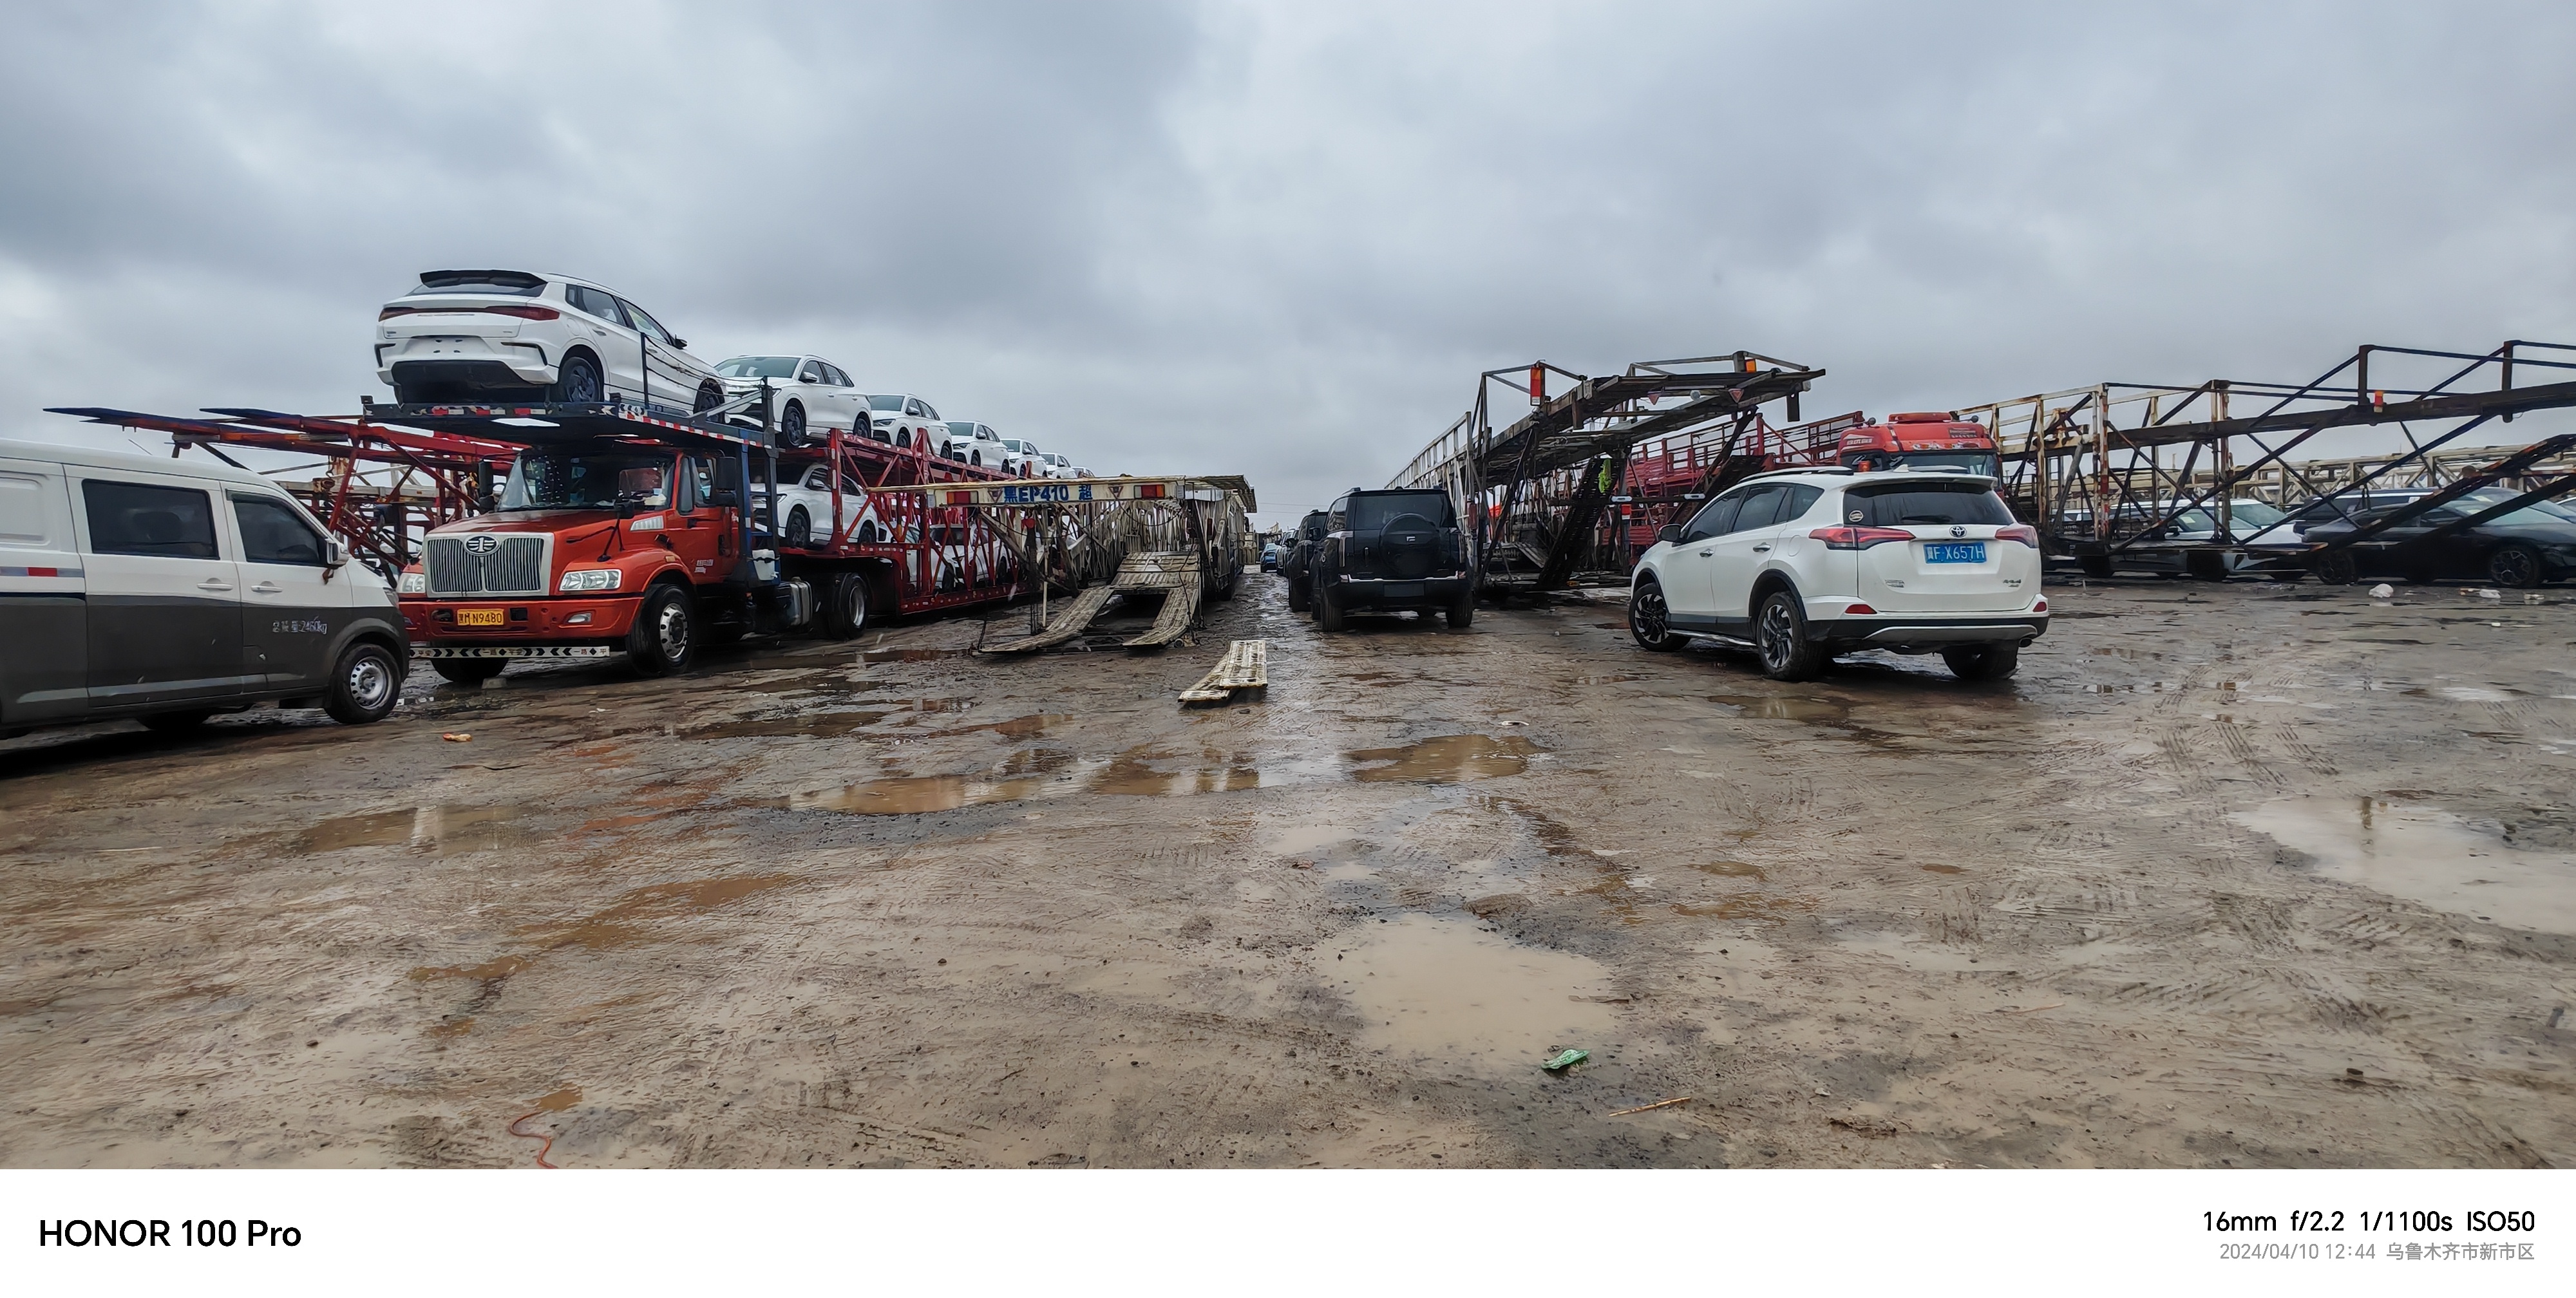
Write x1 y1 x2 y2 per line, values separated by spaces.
378 270 724 413
1 442 408 735
1281 509 1327 612
995 437 1044 476
863 394 942 451
763 462 888 549
1260 542 1281 572
715 355 869 447
1629 468 2046 681
1309 488 1473 630
940 421 1006 467
1041 453 1078 480
2238 487 2438 554
2302 487 2576 587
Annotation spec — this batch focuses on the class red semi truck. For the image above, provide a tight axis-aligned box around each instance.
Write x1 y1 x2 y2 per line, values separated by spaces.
395 405 1025 681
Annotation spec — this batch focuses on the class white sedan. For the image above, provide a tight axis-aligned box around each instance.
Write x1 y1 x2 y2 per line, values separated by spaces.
940 420 1007 467
715 355 869 448
377 270 726 413
762 462 888 549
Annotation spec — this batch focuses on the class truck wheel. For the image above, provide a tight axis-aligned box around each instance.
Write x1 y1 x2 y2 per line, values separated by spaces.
1445 588 1474 628
1287 576 1311 613
786 506 812 548
1754 588 1826 682
140 710 214 733
1942 642 2020 681
1629 578 1681 651
430 658 505 685
1314 583 1346 632
324 640 402 724
628 583 697 675
823 572 870 639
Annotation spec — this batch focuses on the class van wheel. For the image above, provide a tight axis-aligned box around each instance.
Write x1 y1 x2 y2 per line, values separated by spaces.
430 658 505 685
325 641 403 724
1754 588 1826 681
140 710 214 733
628 583 697 675
1314 583 1347 632
1629 578 1681 651
1942 642 2020 681
781 401 808 448
786 506 812 548
550 352 604 404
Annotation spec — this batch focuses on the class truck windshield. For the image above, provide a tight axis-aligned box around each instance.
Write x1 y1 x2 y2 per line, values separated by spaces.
1894 451 2000 476
1348 492 1456 531
497 450 674 511
717 356 800 379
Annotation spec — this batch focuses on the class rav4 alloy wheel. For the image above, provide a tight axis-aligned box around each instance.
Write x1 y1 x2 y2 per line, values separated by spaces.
325 641 402 724
1754 589 1826 682
1629 579 1681 652
2488 542 2544 588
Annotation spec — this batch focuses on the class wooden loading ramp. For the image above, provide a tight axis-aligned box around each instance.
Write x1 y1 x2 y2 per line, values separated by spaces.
977 553 1207 654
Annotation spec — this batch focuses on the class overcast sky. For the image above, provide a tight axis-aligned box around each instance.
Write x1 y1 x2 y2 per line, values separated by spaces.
5 1 2573 520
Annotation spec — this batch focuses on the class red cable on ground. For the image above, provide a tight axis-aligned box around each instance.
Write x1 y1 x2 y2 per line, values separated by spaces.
506 1111 559 1169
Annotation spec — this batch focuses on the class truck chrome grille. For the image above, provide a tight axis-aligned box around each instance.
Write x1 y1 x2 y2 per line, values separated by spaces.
424 534 547 597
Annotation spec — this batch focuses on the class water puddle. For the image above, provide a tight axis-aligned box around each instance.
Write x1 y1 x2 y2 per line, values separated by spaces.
1345 735 1543 784
1920 864 1967 875
682 711 886 740
1090 750 1264 796
1332 914 1619 1072
1709 694 1850 722
956 713 1074 740
2233 796 2576 936
296 805 522 855
863 648 968 663
515 874 803 950
1688 860 1766 879
781 773 1056 815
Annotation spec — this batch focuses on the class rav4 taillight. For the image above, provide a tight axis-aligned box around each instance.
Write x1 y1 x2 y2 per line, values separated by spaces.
1810 525 1914 550
1996 524 2039 546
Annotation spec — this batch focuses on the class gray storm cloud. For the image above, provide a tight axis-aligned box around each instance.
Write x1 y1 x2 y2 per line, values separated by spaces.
3 0 2572 520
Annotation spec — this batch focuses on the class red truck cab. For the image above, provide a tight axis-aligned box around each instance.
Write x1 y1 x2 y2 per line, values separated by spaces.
397 443 750 682
1837 411 2000 478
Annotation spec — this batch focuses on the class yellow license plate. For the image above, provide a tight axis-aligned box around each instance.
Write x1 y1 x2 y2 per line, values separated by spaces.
457 608 506 628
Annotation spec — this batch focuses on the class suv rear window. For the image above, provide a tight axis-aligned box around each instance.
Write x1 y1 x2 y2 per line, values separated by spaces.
1347 492 1455 531
1846 481 2014 526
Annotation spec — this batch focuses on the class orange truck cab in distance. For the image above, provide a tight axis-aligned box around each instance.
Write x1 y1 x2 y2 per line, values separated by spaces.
1836 411 2001 478
397 441 796 682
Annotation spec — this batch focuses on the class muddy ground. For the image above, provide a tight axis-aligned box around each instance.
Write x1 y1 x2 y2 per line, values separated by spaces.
4 574 2573 1168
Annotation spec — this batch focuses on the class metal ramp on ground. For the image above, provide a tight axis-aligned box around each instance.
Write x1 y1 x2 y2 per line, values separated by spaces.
976 552 1209 654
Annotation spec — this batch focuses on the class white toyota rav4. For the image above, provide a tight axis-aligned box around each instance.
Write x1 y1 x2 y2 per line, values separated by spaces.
1627 468 2048 681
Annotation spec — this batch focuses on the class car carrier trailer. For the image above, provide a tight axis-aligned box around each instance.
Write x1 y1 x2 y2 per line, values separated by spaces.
48 394 1038 677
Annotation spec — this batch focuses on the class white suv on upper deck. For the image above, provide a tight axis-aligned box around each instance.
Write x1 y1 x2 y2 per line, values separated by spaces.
376 270 724 413
1627 468 2048 681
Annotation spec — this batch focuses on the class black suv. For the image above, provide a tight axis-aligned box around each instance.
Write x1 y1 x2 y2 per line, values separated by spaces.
1280 509 1327 612
1309 488 1473 630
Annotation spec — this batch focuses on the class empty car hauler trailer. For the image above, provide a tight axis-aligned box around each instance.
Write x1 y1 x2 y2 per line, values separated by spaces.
47 395 1039 679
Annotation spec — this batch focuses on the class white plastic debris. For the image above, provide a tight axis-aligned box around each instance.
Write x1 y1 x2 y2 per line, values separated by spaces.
2476 588 2502 600
2369 583 2395 599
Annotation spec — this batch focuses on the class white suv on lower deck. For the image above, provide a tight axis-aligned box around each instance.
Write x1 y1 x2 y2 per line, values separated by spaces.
1627 468 2048 681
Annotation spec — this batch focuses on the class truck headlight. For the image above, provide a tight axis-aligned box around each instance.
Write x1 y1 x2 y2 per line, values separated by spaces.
558 568 621 593
398 570 426 595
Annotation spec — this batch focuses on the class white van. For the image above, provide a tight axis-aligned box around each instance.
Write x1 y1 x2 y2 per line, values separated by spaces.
0 442 409 735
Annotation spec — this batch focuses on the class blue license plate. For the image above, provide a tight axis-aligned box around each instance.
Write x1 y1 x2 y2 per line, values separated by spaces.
1924 542 1985 564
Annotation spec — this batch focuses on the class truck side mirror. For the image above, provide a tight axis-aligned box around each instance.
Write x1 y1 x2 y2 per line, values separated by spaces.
1658 524 1682 544
323 538 349 568
710 489 741 508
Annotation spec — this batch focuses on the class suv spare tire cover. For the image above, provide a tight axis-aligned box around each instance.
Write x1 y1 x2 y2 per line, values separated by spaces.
1379 512 1439 579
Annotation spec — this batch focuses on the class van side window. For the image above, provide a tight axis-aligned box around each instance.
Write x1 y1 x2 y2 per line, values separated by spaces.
231 494 325 565
82 480 219 558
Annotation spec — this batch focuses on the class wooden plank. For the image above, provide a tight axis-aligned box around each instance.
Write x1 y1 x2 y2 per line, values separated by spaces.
1179 639 1267 704
1125 579 1200 647
976 585 1117 654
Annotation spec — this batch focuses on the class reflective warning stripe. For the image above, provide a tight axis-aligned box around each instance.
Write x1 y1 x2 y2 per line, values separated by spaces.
0 566 81 578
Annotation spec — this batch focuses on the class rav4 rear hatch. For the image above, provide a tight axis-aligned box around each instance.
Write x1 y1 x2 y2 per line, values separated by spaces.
1838 479 2037 614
